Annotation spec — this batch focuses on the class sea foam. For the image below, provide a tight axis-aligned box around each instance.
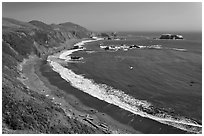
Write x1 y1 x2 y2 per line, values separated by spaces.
47 39 201 134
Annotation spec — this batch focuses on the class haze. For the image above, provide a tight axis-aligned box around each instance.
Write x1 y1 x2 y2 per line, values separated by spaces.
2 2 202 32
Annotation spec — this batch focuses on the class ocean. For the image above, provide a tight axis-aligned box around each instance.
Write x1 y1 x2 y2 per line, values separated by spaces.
41 32 202 134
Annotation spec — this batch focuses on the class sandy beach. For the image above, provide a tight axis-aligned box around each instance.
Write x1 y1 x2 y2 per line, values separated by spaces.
17 40 140 134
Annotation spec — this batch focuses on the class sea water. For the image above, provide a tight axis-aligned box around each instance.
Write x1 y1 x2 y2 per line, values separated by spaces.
45 32 202 133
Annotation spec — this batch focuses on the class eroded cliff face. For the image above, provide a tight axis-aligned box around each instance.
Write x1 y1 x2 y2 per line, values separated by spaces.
2 18 99 134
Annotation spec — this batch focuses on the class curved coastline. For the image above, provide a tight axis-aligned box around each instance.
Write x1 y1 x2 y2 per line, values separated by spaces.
47 39 202 134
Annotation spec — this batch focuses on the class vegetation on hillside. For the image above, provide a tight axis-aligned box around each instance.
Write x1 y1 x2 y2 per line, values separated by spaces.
2 18 100 134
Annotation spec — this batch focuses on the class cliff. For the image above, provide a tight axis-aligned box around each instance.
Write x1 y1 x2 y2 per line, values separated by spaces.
2 18 100 134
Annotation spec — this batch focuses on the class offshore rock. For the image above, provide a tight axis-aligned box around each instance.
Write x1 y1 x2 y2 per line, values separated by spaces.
159 34 183 39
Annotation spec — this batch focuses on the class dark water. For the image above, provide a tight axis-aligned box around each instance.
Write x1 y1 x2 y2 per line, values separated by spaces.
41 32 202 133
40 62 186 134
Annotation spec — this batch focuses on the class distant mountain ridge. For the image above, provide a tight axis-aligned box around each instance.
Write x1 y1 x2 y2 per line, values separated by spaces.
29 20 53 31
59 22 89 31
3 17 91 37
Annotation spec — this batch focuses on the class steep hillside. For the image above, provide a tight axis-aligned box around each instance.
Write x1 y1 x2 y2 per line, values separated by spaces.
59 22 90 38
29 20 53 31
2 18 99 134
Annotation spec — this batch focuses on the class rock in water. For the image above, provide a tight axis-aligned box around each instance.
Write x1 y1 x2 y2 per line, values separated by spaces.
159 34 183 39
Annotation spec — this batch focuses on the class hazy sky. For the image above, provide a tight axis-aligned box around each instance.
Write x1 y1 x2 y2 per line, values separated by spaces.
2 2 202 32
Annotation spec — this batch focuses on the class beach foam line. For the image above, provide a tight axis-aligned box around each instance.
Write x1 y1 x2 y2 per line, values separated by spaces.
58 39 100 61
48 61 202 133
47 40 201 133
170 48 187 52
101 44 187 52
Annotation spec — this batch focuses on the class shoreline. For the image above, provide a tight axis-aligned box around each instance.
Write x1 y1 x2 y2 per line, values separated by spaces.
18 38 201 134
45 39 201 134
40 62 188 134
18 40 140 134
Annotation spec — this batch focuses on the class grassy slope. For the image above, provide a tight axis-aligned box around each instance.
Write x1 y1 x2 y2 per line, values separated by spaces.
2 18 101 134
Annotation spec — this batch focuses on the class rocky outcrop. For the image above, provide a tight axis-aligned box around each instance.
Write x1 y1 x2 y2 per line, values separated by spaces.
70 56 83 61
100 44 140 51
159 34 183 39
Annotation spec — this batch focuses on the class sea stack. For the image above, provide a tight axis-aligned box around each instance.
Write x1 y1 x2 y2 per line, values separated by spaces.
159 34 184 39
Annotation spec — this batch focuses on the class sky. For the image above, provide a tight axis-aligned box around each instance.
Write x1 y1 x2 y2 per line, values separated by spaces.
2 2 202 32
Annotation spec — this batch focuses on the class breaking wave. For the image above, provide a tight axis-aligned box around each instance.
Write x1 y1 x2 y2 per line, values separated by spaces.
100 44 187 52
86 50 96 54
139 45 187 51
47 40 201 134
